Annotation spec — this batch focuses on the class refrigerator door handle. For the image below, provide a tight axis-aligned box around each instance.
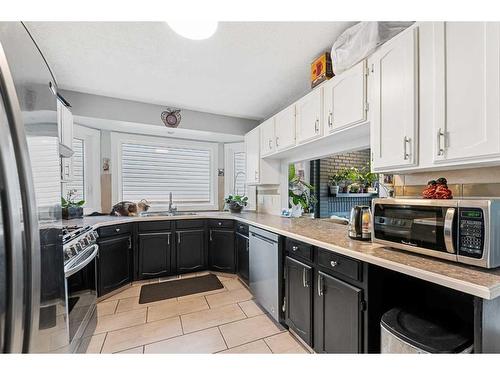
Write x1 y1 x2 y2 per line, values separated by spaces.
0 41 41 353
0 47 27 353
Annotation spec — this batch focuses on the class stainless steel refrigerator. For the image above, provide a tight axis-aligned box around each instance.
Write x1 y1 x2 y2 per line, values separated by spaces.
0 22 69 353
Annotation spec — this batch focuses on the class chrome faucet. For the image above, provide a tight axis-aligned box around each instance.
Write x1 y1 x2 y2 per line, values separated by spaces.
168 192 177 214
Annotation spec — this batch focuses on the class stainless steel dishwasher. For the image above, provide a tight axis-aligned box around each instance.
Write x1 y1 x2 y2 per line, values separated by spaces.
249 226 280 322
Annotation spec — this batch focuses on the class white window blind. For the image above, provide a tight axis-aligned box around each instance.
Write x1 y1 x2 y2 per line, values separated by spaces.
66 138 85 201
233 151 246 196
121 142 212 204
27 136 61 209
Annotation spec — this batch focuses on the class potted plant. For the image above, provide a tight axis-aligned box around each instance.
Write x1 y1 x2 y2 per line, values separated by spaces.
288 164 317 218
61 189 85 219
328 170 346 195
338 167 352 193
224 194 248 213
348 182 361 193
359 164 378 193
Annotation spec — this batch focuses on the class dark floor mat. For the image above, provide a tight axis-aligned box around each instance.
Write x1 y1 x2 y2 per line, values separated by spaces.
139 274 224 304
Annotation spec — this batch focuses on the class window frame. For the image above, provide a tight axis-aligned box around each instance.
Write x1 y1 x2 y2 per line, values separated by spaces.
224 142 256 211
68 124 101 214
111 132 219 211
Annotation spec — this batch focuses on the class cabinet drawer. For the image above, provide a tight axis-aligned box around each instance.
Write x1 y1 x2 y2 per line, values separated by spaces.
208 219 234 229
317 249 361 282
175 219 205 229
98 223 132 238
138 221 172 232
286 238 313 262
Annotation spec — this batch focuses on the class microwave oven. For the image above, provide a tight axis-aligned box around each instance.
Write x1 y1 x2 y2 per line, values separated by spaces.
372 198 500 268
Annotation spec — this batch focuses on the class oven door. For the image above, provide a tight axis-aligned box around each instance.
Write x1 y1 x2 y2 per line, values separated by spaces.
372 199 458 261
65 244 98 352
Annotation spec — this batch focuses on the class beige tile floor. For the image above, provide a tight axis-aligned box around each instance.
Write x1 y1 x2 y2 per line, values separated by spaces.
88 271 309 354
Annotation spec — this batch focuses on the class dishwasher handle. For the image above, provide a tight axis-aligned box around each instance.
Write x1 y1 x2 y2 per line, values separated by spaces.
249 231 277 246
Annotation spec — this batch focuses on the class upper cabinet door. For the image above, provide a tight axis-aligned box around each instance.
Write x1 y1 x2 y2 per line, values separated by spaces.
260 118 276 157
369 27 419 171
433 22 500 163
244 127 260 184
296 88 323 144
275 105 296 151
324 60 367 133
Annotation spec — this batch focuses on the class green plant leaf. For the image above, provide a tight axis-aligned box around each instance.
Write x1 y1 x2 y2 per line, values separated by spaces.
288 164 296 181
76 200 86 207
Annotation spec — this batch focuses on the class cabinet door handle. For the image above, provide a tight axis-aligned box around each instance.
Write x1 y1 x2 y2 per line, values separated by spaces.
302 268 309 288
437 128 445 156
330 260 338 268
403 136 411 160
291 245 298 252
314 119 319 133
254 170 258 181
128 237 132 250
317 274 323 297
275 137 279 147
209 230 213 241
167 233 170 245
177 232 181 244
268 138 272 150
328 112 333 128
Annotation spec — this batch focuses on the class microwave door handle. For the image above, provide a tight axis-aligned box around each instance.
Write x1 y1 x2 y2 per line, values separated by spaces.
444 207 456 254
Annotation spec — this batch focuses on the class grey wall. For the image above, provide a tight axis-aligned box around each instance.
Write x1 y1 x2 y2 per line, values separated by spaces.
61 89 259 136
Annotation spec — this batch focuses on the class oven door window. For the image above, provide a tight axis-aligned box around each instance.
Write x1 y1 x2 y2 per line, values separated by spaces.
66 258 97 343
374 204 456 252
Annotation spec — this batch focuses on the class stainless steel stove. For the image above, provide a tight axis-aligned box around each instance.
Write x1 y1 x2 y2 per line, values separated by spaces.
63 226 99 266
62 225 99 352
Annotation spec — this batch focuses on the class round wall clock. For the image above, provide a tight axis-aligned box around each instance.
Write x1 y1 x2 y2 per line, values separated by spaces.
161 109 182 128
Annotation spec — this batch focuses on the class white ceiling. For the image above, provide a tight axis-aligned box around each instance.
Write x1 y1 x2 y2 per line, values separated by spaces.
26 22 356 121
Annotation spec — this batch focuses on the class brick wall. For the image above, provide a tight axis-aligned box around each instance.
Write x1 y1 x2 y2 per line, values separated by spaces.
318 149 371 217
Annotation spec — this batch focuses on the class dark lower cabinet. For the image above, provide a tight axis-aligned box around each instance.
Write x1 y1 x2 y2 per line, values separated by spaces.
209 229 235 272
97 234 131 297
285 256 313 345
236 232 249 284
138 232 172 279
314 270 363 353
176 229 206 273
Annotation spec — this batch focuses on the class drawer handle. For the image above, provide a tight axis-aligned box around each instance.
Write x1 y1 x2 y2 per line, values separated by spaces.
218 222 222 226
292 245 298 252
330 260 338 268
115 228 121 232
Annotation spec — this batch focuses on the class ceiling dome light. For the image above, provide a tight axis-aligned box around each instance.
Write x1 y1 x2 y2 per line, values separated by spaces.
167 20 218 40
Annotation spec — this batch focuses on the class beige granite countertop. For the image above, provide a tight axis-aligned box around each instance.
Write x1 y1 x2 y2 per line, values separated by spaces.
64 211 500 300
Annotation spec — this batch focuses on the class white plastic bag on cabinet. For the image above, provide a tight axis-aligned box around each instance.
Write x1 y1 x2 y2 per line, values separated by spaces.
331 21 414 74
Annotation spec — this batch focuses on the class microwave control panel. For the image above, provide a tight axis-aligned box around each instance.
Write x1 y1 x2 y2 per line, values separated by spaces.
458 208 485 259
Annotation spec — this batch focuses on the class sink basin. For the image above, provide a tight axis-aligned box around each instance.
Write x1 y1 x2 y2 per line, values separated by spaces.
139 211 198 217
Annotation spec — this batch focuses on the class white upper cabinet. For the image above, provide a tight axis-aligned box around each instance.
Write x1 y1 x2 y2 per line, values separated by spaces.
296 88 323 144
245 127 260 184
432 22 500 164
245 126 281 185
369 26 419 171
324 60 367 133
260 117 276 157
274 104 296 151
